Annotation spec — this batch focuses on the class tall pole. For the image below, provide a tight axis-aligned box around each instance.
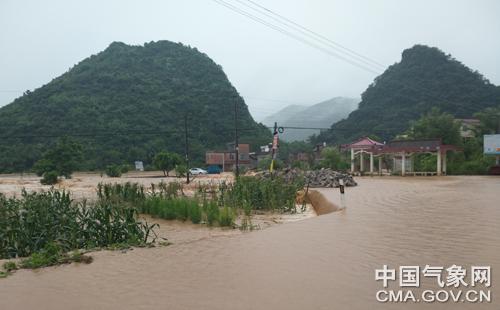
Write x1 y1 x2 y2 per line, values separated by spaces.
184 114 190 184
234 99 239 178
270 122 278 173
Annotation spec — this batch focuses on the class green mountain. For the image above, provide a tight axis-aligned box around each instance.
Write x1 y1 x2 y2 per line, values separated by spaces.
0 41 271 173
316 45 500 144
262 97 358 141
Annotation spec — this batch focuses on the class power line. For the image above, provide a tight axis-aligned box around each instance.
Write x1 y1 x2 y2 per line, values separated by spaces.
212 0 466 112
0 129 184 140
235 0 385 71
0 124 407 141
211 0 380 74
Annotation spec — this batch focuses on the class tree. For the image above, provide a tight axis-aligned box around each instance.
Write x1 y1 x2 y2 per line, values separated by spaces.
320 147 348 170
175 164 188 178
105 164 122 177
279 140 313 165
408 108 462 145
33 138 83 184
153 152 182 176
474 106 500 134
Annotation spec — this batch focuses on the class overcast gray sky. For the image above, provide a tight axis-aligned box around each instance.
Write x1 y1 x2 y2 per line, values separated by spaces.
1 0 499 121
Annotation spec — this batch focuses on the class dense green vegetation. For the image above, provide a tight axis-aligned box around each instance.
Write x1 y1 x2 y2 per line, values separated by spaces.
97 176 303 229
105 164 123 177
475 106 500 134
33 137 83 184
316 45 500 144
407 108 496 174
153 151 183 176
0 40 270 173
226 176 303 212
1 245 93 278
0 190 156 260
407 108 462 145
320 147 349 170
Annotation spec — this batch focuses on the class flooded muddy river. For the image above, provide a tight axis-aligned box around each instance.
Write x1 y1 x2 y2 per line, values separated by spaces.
1 176 499 309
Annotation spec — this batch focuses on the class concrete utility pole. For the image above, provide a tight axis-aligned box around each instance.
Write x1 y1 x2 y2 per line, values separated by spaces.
270 122 279 173
184 114 190 184
234 99 239 178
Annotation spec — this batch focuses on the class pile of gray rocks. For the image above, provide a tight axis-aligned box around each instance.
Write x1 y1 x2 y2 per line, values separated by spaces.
303 168 357 188
259 168 357 188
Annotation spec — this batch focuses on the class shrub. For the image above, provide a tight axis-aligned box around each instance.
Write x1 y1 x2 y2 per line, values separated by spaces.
33 137 83 183
175 199 189 221
105 164 122 177
291 160 310 170
153 151 183 177
205 201 219 226
3 261 17 272
227 176 302 212
20 242 62 269
120 164 132 174
189 201 202 224
41 171 59 185
219 206 235 227
175 164 187 177
320 147 349 170
258 158 284 171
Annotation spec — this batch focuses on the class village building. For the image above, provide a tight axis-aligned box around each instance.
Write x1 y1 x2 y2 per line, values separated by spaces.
206 143 251 172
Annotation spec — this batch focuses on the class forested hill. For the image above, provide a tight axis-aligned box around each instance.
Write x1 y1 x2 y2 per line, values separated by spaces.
316 45 500 144
0 41 270 172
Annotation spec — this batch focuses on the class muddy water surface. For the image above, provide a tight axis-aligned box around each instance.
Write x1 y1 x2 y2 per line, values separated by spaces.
1 176 499 309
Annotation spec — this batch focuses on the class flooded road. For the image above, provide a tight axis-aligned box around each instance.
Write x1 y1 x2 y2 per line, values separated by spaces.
1 176 499 309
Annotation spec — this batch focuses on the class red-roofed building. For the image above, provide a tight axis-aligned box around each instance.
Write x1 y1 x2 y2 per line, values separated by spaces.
206 143 251 172
343 137 461 176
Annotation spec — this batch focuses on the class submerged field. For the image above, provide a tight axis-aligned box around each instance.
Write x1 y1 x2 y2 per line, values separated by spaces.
0 176 499 309
0 171 233 200
0 171 315 275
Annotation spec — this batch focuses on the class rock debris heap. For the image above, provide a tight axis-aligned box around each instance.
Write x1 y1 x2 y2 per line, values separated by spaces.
303 168 357 188
261 168 357 188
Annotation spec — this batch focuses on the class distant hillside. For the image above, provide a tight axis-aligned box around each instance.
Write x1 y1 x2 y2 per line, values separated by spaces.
262 97 358 141
316 45 500 144
0 41 271 172
261 105 307 127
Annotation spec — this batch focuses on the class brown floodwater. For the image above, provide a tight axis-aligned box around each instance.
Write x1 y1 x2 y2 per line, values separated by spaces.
1 176 499 309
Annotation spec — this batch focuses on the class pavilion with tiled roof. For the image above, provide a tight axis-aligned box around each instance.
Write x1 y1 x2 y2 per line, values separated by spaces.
344 137 461 176
342 137 385 174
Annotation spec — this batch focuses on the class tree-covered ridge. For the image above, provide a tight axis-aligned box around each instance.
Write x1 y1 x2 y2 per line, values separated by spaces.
316 44 500 144
0 41 271 172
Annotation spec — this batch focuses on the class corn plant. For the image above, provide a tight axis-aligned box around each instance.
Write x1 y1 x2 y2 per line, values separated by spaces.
0 190 155 259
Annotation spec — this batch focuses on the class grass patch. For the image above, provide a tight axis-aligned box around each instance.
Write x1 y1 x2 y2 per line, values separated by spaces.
19 243 93 269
